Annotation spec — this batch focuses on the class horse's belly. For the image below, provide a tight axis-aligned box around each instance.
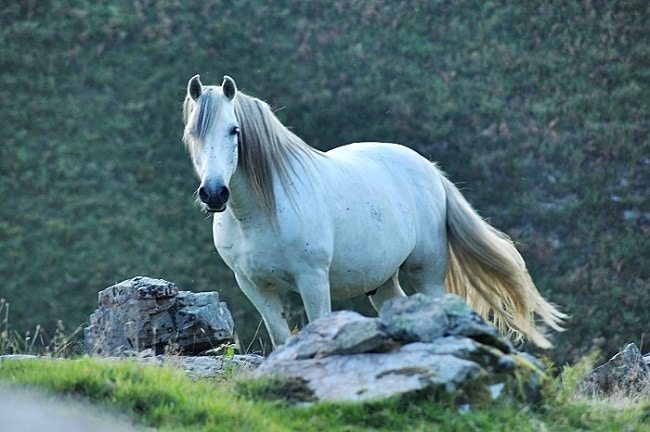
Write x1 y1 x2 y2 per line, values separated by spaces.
328 265 400 299
321 160 425 298
327 220 416 299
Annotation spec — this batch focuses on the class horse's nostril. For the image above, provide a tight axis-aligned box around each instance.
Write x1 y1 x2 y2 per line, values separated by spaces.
198 186 210 204
217 186 230 204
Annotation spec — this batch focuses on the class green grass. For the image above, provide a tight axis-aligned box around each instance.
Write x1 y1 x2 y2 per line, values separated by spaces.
0 357 648 431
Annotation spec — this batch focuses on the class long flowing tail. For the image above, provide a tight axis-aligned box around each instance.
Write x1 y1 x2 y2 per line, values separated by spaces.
441 175 567 348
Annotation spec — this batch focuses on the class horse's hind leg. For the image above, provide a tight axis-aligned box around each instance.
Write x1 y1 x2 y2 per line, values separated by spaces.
368 272 406 311
401 225 448 297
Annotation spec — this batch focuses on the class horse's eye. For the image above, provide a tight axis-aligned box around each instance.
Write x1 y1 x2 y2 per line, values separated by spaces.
230 126 240 136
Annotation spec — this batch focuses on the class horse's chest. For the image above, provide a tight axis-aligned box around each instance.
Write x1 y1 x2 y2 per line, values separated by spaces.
213 218 304 289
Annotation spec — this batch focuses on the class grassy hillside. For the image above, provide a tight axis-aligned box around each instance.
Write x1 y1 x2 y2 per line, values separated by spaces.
1 357 648 431
1 1 648 364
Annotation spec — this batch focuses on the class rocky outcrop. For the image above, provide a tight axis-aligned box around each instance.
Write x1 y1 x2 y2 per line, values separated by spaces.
581 343 650 397
84 277 234 356
250 293 545 406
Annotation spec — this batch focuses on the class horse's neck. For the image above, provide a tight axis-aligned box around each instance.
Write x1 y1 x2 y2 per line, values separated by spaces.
225 168 260 221
227 149 319 223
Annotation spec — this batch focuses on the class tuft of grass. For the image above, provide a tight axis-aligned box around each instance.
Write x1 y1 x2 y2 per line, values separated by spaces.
549 351 602 405
0 298 82 357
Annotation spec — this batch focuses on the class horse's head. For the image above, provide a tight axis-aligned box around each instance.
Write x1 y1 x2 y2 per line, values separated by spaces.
183 74 239 212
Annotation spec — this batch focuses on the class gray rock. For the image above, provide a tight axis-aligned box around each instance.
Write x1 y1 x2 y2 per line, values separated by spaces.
439 295 514 354
581 343 650 396
270 310 388 362
250 294 544 406
100 354 264 380
171 354 264 379
0 353 264 381
379 293 448 343
254 345 483 403
84 276 234 356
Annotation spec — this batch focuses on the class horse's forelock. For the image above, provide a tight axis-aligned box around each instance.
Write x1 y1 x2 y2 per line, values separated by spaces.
194 88 219 140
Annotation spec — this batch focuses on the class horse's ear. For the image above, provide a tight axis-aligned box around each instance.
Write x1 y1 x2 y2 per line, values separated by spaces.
188 74 202 101
222 75 237 101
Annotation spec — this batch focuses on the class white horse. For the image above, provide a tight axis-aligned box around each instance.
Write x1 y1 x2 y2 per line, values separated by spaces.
182 75 566 349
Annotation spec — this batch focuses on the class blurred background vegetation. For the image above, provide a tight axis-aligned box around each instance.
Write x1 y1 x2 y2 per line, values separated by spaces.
1 0 647 364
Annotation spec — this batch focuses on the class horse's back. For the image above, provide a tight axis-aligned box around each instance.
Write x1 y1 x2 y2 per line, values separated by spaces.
325 143 444 208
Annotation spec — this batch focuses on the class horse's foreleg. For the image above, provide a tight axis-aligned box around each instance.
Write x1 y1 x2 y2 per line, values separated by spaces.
235 274 292 347
296 268 331 323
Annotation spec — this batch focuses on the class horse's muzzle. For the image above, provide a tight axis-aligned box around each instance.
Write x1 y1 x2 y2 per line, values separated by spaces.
198 183 230 212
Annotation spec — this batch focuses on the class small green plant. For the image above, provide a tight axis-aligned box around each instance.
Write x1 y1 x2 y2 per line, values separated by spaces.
216 343 238 378
550 351 601 405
